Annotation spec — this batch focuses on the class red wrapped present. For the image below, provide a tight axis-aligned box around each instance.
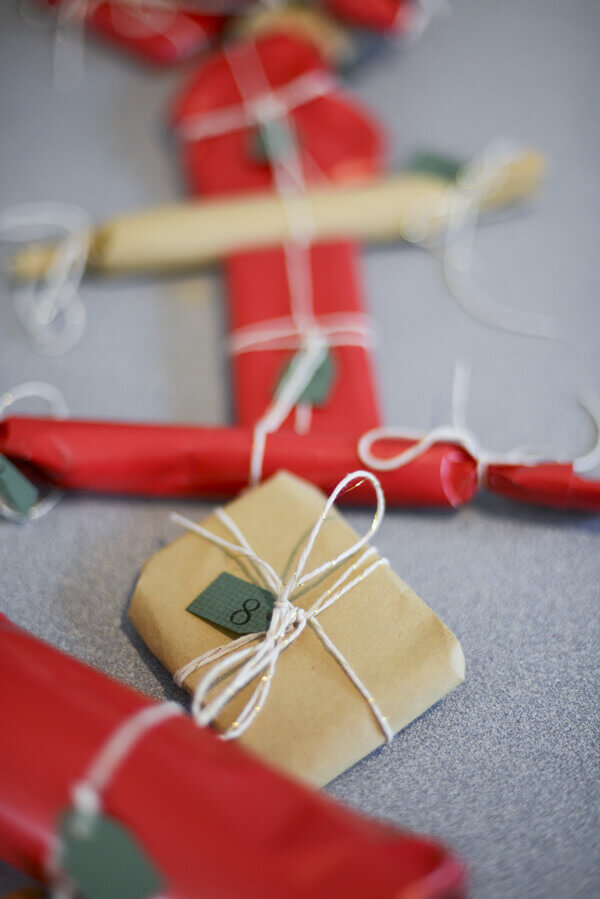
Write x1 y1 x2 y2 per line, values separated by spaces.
2 414 600 512
43 0 224 66
171 33 385 436
0 613 466 897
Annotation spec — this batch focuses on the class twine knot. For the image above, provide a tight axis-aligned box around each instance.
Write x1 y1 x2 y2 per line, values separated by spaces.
172 471 393 743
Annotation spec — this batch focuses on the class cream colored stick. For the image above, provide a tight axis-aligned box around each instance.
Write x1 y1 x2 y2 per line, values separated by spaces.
10 150 545 280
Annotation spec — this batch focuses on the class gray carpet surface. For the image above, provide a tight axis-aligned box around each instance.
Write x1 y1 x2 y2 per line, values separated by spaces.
1 1 599 896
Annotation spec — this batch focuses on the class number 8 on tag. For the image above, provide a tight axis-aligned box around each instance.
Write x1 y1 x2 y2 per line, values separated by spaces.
187 573 276 636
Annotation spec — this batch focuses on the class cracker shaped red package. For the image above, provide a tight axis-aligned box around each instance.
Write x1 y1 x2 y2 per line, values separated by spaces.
0 613 467 897
3 414 600 512
43 0 224 66
171 33 385 436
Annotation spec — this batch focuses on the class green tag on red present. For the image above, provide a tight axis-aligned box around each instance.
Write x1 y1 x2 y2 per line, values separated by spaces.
249 119 296 165
59 809 162 899
0 454 38 517
275 348 336 407
187 572 275 636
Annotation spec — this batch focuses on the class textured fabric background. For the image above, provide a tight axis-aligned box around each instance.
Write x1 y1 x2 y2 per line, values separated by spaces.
1 1 599 895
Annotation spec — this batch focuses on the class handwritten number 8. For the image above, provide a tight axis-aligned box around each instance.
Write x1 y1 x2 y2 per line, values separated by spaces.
230 597 261 627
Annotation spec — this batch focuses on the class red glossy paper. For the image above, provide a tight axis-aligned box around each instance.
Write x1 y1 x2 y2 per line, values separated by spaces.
3 415 600 511
44 0 223 66
0 416 477 507
0 614 466 897
172 34 385 434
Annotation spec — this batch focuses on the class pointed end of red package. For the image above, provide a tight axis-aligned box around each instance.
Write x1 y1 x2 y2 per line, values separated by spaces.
486 463 600 513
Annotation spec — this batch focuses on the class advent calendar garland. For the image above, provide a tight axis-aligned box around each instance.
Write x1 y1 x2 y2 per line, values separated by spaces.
3 32 564 515
2 8 599 898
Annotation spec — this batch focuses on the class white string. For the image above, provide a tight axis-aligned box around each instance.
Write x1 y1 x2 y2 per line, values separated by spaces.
403 0 451 44
179 43 341 448
223 41 320 326
249 330 327 484
229 312 375 441
71 702 183 817
229 312 374 354
1 203 91 356
171 470 393 743
404 142 557 340
224 43 349 460
0 381 68 523
48 701 182 898
358 362 600 483
573 392 600 473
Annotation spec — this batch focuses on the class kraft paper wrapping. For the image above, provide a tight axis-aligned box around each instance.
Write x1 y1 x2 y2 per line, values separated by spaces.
129 472 465 787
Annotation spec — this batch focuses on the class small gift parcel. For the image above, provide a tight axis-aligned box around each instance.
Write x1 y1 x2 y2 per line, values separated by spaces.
129 470 464 787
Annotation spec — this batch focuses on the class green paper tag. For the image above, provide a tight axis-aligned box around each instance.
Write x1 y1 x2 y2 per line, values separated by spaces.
187 572 276 636
60 809 163 899
275 349 336 407
0 454 38 516
249 119 296 164
406 150 465 182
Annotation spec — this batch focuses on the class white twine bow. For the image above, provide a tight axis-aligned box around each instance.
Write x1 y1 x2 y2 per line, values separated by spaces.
358 363 600 484
171 470 393 743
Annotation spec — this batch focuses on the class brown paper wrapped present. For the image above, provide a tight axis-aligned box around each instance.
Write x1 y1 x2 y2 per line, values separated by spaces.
129 471 464 787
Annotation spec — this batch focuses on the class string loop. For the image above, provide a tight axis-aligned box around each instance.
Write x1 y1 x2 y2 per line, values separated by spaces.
403 142 557 340
358 363 600 482
1 203 90 355
0 381 68 523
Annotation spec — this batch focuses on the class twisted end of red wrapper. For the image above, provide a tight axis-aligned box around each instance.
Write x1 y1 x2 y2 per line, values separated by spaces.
485 463 600 513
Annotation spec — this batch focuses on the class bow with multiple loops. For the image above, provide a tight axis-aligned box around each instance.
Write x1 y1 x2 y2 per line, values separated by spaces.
171 470 393 742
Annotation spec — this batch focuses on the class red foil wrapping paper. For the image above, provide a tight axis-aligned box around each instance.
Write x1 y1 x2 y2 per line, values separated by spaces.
44 1 224 66
0 613 466 897
3 415 600 511
172 33 385 434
